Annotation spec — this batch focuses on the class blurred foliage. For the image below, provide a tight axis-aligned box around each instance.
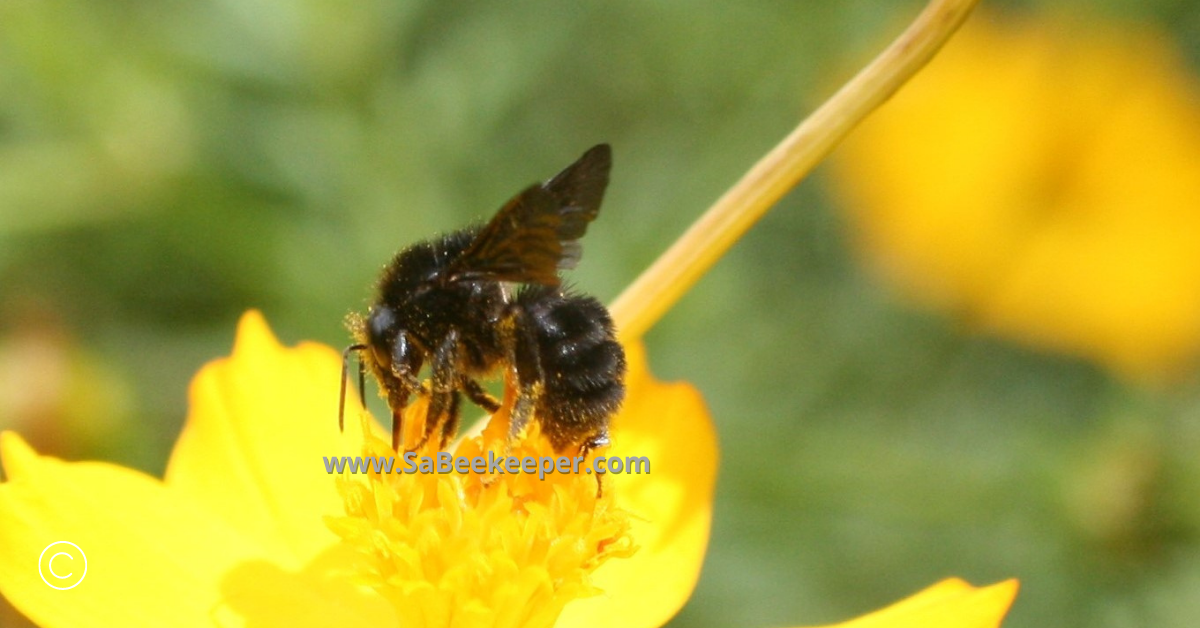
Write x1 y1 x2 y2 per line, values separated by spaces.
1 0 1199 627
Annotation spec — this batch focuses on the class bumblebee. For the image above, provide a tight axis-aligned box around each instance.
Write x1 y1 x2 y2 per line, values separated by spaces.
341 144 625 460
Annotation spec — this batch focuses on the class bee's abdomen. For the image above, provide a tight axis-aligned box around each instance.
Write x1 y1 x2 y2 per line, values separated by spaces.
517 286 626 451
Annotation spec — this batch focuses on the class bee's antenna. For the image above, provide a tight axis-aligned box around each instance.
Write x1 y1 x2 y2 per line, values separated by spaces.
339 344 368 432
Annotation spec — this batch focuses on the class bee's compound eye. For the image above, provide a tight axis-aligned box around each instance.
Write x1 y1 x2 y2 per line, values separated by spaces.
367 306 397 367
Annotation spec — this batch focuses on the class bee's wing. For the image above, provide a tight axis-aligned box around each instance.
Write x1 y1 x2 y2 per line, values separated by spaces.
541 143 612 247
451 144 612 286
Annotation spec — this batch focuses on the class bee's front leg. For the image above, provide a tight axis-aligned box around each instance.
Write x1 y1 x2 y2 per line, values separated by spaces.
459 376 501 414
385 330 424 451
411 328 462 451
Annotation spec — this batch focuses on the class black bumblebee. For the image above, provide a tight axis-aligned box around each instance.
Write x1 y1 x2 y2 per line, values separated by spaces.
340 144 625 460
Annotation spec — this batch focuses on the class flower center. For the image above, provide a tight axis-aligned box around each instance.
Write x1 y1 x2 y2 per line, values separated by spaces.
327 381 636 628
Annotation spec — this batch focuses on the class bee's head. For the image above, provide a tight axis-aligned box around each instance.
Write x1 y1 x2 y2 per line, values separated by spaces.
366 302 430 371
366 304 398 370
338 303 426 434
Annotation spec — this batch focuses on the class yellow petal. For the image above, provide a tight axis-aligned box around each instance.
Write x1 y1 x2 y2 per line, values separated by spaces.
557 342 718 628
1 414 394 627
0 431 265 628
164 311 367 566
216 543 396 627
807 578 1019 628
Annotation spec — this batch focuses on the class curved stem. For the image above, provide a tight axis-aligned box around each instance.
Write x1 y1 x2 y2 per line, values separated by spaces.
610 0 980 341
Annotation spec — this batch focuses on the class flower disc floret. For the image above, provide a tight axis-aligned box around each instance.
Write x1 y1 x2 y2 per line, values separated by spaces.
327 390 636 628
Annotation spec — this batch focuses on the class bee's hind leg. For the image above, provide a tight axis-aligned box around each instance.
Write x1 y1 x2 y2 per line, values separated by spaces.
505 305 544 445
578 432 611 498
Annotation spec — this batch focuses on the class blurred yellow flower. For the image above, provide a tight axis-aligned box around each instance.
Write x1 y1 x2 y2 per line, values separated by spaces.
831 14 1200 382
0 312 1017 627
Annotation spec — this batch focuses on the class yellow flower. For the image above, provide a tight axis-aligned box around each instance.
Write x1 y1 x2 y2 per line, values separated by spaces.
830 14 1200 382
0 0 1018 625
0 312 1016 627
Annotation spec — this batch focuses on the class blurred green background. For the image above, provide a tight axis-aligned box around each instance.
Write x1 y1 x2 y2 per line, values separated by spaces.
2 0 1200 626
